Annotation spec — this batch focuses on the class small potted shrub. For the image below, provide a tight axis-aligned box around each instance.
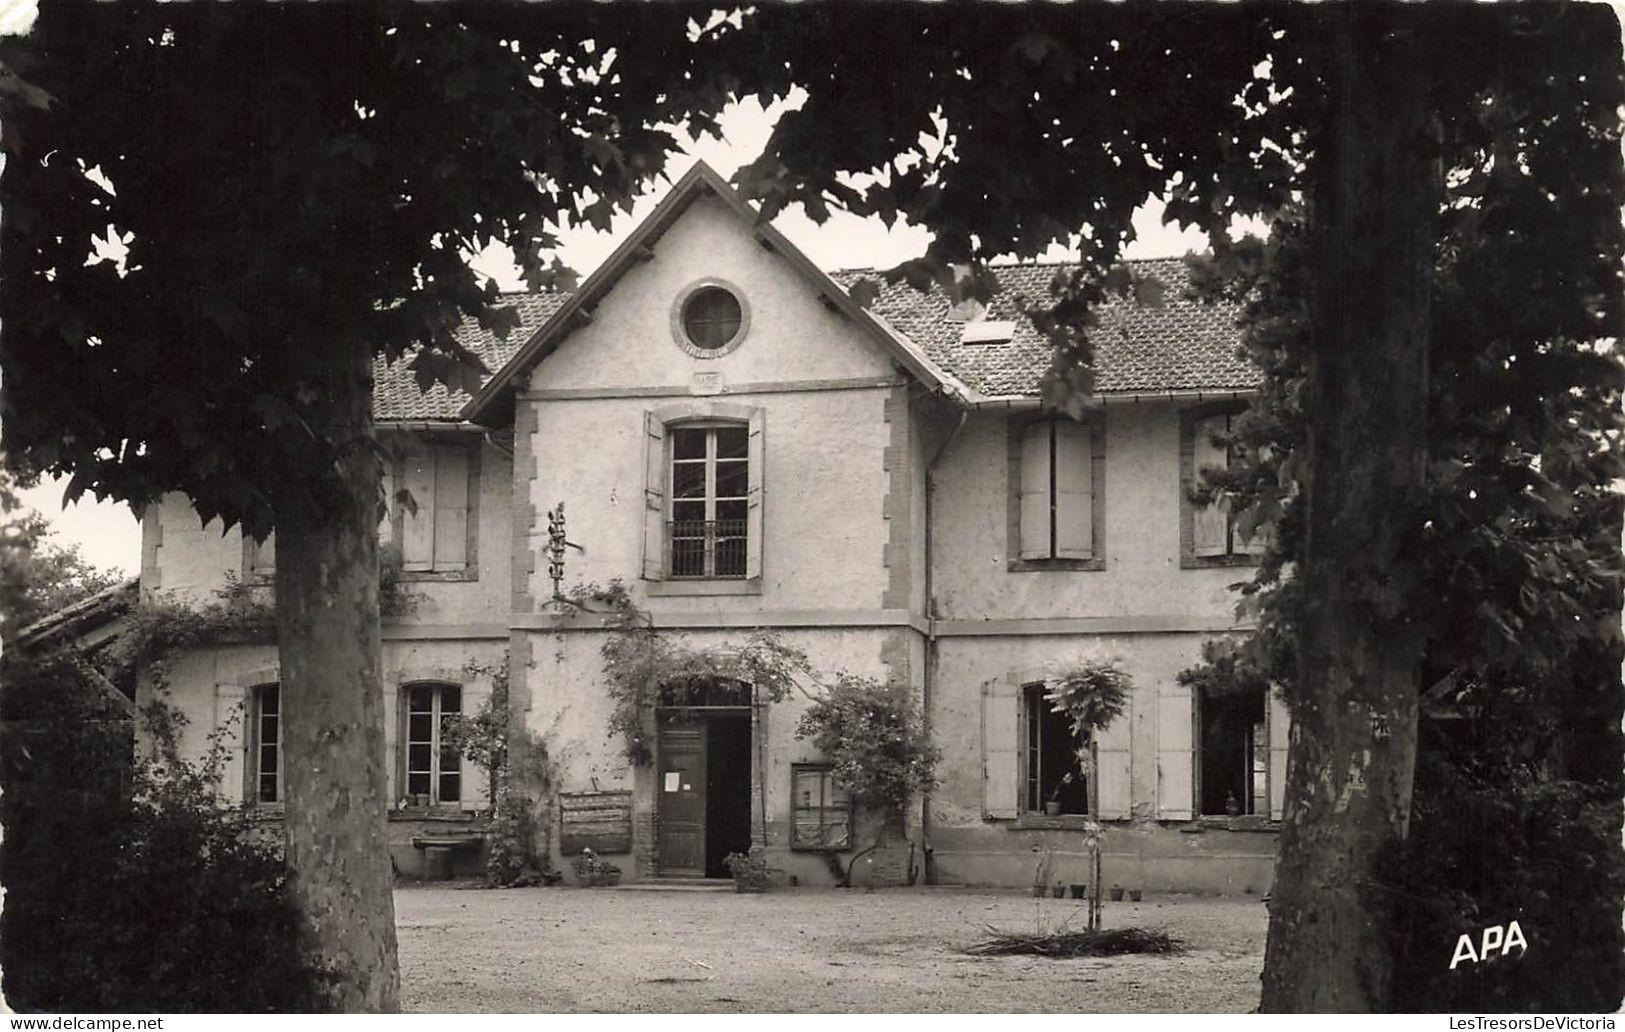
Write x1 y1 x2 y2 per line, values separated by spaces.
1031 845 1056 898
570 847 622 887
724 848 771 893
1044 773 1073 817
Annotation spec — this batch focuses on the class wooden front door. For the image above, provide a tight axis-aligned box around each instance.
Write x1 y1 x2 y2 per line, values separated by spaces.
656 718 706 876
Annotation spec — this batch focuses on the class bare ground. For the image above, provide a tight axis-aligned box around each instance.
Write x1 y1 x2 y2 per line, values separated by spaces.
396 884 1267 1013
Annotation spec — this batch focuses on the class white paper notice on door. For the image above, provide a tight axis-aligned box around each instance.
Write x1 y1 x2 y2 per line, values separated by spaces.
664 771 681 792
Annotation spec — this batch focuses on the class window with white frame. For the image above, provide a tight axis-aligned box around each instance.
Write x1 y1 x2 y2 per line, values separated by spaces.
1183 408 1269 563
1011 417 1102 569
641 406 764 584
402 682 462 806
669 425 750 578
250 683 281 805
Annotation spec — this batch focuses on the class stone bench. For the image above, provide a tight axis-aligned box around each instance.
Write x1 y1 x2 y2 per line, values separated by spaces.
409 833 486 880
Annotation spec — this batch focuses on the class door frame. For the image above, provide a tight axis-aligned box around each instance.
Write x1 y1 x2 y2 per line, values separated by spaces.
652 701 761 875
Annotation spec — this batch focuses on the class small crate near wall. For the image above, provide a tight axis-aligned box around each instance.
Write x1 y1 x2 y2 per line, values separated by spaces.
560 790 633 855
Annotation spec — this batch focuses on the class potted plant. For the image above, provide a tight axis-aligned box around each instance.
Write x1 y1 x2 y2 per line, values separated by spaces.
1044 773 1073 817
1129 888 1143 902
1110 883 1125 902
724 848 771 893
1051 880 1066 898
570 847 622 887
1031 845 1056 898
1070 883 1088 899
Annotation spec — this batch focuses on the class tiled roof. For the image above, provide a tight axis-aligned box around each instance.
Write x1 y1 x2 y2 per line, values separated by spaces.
371 292 569 420
833 257 1258 398
376 258 1255 419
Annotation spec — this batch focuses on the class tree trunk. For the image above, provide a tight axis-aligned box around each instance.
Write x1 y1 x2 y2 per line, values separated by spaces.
274 345 400 1013
1259 9 1439 1011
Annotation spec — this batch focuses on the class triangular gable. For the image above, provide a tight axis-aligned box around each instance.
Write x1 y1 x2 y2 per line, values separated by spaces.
461 161 963 426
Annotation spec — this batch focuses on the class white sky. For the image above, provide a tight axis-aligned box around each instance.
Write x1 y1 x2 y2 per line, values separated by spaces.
9 47 1213 579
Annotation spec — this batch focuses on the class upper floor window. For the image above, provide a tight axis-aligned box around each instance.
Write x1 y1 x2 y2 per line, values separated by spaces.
242 436 479 582
397 440 476 576
250 683 281 805
670 280 750 358
402 682 461 807
1181 407 1269 566
642 404 764 587
669 425 749 579
1009 416 1105 571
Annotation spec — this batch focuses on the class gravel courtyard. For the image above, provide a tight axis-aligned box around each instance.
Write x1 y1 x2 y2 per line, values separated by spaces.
397 884 1267 1013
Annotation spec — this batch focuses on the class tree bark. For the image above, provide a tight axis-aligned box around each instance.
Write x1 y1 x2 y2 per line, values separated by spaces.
274 345 400 1013
1259 9 1439 1011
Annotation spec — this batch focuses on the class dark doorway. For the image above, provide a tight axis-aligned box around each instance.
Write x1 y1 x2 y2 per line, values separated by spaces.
704 714 752 878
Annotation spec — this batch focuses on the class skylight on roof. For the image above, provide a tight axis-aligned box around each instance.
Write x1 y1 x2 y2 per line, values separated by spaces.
960 320 1016 344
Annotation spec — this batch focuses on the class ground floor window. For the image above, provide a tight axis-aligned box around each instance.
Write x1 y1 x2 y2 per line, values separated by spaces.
789 763 851 850
1023 684 1088 815
251 683 281 804
1197 689 1266 816
404 682 462 805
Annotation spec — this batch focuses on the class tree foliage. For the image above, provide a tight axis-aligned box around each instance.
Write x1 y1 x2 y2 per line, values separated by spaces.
0 649 322 1012
795 675 938 819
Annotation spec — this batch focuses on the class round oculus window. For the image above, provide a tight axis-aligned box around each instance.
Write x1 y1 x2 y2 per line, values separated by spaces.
680 285 744 351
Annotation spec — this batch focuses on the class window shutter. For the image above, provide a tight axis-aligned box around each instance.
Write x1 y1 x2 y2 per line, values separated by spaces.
214 684 246 805
1268 689 1290 820
745 408 765 580
1053 420 1093 559
378 461 395 543
1191 414 1231 557
400 441 436 571
1095 711 1132 819
1018 422 1052 560
432 444 470 571
981 679 1020 819
642 412 667 581
459 683 490 811
1156 690 1194 820
249 533 276 577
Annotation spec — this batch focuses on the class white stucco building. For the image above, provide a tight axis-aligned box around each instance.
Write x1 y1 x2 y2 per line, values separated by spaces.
141 162 1287 892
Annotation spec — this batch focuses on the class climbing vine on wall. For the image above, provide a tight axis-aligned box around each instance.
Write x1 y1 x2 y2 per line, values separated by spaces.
561 579 817 765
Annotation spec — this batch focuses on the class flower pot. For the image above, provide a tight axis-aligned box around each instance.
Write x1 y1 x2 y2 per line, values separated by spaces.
1031 884 1047 898
1051 884 1066 898
1043 801 1062 817
1109 886 1125 902
1129 889 1142 902
1069 883 1088 899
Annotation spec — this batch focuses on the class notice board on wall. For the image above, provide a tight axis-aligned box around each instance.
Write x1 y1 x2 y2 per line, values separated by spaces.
559 790 633 854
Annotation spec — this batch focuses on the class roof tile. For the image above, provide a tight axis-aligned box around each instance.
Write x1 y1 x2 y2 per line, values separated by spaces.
372 258 1255 420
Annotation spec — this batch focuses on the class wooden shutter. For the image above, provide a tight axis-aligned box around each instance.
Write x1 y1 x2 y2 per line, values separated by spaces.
745 408 765 580
1268 689 1290 820
400 440 436 571
459 683 490 811
214 684 246 805
249 533 276 577
1156 689 1195 820
378 460 395 543
1053 420 1093 559
1018 421 1052 560
432 444 470 571
1191 414 1231 557
981 679 1020 819
641 412 667 581
1095 710 1132 819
